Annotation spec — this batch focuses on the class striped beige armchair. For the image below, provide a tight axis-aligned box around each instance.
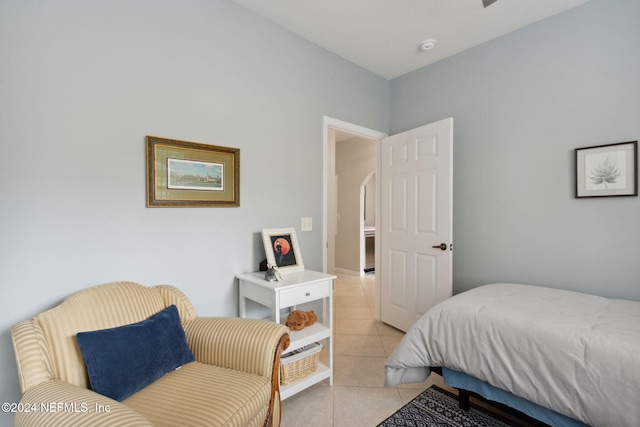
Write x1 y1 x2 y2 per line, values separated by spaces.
11 281 290 427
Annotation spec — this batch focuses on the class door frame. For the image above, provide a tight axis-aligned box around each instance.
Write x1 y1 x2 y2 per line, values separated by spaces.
323 116 387 318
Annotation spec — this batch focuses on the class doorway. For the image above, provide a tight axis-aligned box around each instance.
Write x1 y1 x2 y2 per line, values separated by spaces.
324 116 453 329
323 116 387 319
323 117 387 273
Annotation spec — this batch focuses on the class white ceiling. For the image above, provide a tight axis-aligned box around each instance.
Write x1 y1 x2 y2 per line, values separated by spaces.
233 0 591 80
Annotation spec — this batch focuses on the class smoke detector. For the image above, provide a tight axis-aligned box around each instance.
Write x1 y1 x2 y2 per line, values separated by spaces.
420 39 436 51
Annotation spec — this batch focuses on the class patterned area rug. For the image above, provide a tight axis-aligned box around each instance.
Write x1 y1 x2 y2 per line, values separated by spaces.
378 385 524 427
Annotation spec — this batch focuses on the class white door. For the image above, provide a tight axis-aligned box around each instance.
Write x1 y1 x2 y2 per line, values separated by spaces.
379 118 453 332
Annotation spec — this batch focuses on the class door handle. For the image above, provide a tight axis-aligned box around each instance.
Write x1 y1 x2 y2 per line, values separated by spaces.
432 243 447 251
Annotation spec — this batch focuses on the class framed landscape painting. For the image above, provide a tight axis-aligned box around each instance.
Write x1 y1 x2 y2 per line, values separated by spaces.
146 136 240 207
575 141 637 198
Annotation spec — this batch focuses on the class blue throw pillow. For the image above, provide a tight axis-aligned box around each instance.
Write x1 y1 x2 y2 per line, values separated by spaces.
76 304 195 401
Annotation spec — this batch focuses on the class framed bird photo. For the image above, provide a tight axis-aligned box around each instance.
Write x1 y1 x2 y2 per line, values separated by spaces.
575 141 637 198
262 228 304 274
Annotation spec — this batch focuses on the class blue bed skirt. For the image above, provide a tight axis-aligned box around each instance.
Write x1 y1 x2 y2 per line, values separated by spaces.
442 368 589 427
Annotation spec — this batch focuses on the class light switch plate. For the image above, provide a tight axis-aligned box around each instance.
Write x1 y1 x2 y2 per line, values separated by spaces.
301 217 313 231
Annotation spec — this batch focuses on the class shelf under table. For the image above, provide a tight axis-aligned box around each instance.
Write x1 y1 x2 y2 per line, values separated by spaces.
281 362 330 400
284 323 330 352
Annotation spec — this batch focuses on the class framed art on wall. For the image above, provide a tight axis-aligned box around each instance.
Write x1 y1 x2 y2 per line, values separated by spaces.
146 136 240 207
575 141 637 198
262 228 304 274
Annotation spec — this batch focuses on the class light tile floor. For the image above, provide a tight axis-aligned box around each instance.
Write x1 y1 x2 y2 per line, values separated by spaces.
280 274 450 427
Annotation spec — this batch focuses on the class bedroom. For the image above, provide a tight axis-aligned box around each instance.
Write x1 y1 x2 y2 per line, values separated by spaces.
1 0 638 426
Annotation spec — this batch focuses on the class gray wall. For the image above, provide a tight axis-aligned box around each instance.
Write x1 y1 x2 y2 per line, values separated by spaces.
0 0 389 422
390 0 640 300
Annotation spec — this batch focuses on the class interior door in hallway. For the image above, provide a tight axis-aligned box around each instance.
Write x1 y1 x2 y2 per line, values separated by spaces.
379 118 453 332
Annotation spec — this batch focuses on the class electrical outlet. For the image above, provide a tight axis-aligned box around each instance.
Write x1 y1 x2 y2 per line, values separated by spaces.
301 217 313 231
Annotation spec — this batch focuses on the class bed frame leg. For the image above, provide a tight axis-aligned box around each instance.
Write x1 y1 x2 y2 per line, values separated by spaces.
458 389 470 410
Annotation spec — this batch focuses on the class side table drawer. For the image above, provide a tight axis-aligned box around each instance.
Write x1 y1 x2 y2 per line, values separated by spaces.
279 280 331 307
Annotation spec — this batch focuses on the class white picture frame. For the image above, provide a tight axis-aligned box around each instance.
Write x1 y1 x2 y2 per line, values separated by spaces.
262 228 305 274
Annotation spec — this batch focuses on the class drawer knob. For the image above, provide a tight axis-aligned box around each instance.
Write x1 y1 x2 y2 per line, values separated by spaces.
305 292 310 296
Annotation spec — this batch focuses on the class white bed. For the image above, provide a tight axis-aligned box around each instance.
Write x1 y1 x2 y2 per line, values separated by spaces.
384 283 640 427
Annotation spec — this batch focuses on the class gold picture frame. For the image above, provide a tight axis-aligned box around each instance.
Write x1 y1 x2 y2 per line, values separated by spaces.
146 136 240 207
262 228 305 274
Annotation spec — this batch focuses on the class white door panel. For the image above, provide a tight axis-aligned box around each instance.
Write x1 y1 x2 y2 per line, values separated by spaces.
380 118 453 332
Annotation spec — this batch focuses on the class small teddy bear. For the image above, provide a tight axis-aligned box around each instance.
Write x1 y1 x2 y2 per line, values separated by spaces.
306 310 318 325
285 310 318 331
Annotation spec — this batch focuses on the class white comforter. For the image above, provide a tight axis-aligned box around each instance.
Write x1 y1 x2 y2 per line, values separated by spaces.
384 283 640 427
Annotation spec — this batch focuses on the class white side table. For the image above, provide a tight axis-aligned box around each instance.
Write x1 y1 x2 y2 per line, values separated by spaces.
236 270 335 399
